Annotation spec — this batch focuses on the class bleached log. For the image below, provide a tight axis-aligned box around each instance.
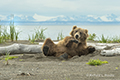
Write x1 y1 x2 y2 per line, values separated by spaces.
87 43 120 50
0 43 42 55
101 48 120 56
1 42 120 56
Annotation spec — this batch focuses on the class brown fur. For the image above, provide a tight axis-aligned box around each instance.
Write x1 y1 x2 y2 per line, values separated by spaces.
42 26 95 58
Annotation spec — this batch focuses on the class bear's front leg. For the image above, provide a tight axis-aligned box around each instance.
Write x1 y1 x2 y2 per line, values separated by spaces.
66 39 79 47
78 46 95 56
63 36 79 47
87 46 96 53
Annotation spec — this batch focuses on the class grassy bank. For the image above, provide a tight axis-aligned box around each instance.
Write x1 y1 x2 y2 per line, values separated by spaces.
0 22 21 43
88 33 120 43
0 23 120 43
28 27 47 43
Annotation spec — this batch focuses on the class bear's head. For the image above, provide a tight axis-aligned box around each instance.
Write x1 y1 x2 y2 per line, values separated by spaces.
70 26 89 42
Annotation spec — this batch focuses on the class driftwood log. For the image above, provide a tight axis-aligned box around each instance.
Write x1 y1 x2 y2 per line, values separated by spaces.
0 42 120 56
0 43 42 55
101 48 120 56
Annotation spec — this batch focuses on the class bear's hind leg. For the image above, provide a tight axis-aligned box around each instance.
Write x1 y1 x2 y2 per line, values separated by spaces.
59 53 68 60
42 38 55 56
43 46 49 56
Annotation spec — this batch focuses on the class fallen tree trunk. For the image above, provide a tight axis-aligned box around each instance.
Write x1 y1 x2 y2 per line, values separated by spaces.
0 43 42 55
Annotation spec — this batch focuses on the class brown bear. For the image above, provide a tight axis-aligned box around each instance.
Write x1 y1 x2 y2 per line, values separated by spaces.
42 25 95 59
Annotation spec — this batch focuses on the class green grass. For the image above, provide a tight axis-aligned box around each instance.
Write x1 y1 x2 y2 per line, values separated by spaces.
30 34 36 43
10 22 15 41
10 22 21 41
0 22 21 43
98 34 110 43
2 27 10 41
86 59 108 66
4 52 18 65
111 36 120 43
88 33 96 40
57 31 64 40
98 34 120 43
0 25 10 43
87 33 120 43
15 31 21 41
1 22 120 44
35 27 47 40
19 59 24 61
0 25 4 43
28 27 47 43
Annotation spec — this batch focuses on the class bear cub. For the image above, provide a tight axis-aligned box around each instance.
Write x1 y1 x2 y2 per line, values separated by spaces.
42 26 95 59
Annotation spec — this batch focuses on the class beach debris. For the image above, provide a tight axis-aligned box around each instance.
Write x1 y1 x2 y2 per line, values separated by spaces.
17 72 35 76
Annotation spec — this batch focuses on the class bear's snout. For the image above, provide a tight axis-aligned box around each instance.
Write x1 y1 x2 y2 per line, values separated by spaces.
75 35 79 39
74 32 80 40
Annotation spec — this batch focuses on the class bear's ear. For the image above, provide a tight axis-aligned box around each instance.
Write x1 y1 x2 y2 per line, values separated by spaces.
85 29 88 34
70 25 77 36
70 26 77 36
72 25 77 30
70 30 74 36
85 29 89 37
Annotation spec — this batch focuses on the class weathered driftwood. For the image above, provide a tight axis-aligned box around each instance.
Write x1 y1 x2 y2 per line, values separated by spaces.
87 43 120 56
0 43 42 55
101 48 120 56
1 42 120 56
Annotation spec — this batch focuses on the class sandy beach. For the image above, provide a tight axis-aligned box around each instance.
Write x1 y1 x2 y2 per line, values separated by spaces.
0 40 120 80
